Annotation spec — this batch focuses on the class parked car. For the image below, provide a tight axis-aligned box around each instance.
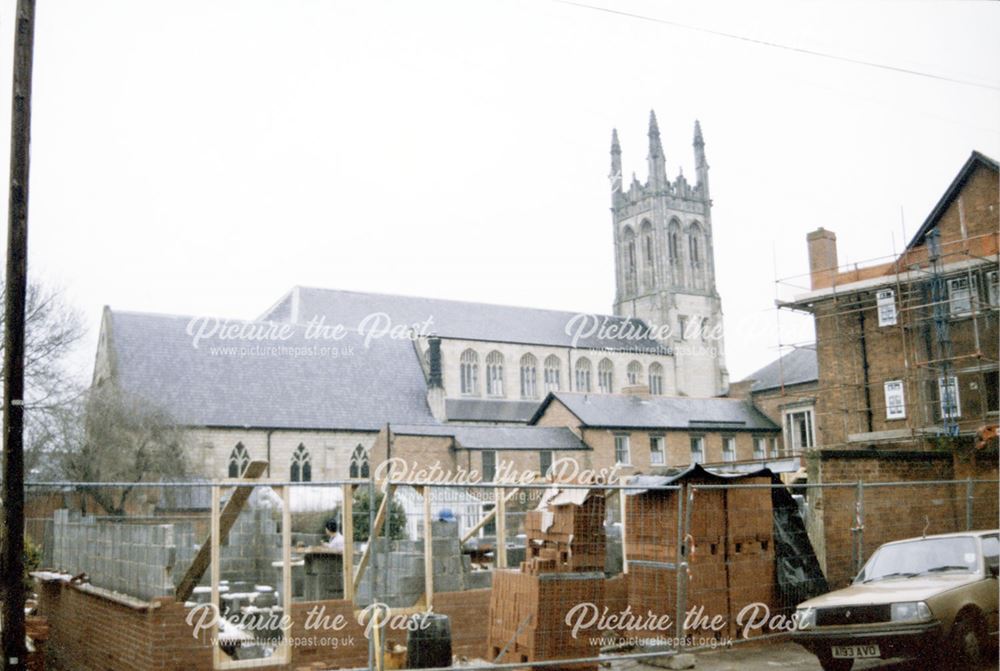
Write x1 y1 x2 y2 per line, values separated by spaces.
792 529 999 671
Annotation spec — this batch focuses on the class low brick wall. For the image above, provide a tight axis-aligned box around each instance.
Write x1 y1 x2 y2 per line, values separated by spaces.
37 575 492 671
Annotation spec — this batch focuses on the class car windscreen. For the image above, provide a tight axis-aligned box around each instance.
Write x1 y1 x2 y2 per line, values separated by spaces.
855 536 978 583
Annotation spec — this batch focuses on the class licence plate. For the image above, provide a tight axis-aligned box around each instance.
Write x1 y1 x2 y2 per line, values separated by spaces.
832 644 880 659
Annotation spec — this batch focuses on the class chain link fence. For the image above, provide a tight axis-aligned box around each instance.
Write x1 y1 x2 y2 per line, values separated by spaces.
19 474 999 670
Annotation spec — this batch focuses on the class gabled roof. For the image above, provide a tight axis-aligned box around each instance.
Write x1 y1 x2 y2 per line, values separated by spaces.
530 392 779 432
260 286 670 354
742 346 818 393
104 309 437 431
390 424 588 451
907 151 999 249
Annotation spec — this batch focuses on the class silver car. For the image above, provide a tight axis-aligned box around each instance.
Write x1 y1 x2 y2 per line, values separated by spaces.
792 530 999 671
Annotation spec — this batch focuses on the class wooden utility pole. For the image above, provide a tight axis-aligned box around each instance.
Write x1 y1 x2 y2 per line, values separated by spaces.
1 1 36 669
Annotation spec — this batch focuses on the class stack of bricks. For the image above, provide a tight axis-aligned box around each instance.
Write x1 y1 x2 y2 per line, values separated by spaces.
624 476 776 642
522 492 605 573
487 569 604 670
488 488 606 670
723 477 776 639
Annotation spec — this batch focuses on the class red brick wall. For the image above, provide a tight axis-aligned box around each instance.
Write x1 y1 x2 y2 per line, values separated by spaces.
37 578 491 671
808 451 997 588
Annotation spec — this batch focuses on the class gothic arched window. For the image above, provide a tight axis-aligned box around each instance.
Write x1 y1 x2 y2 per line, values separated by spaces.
575 357 592 392
689 222 703 269
627 360 643 386
622 226 637 294
640 220 655 287
290 443 312 482
460 349 479 396
349 444 370 479
598 358 614 393
228 442 250 478
486 351 505 397
668 219 681 264
519 353 538 399
649 362 665 396
544 355 561 393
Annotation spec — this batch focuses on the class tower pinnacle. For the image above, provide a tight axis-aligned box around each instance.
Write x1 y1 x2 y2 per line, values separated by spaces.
647 110 666 187
693 119 710 202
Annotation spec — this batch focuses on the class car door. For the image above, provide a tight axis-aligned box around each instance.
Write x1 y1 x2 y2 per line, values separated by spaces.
981 534 999 637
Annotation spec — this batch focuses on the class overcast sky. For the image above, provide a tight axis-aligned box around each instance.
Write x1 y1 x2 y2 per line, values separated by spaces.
1 0 997 384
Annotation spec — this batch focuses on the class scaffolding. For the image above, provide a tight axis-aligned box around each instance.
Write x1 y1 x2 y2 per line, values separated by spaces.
773 230 999 451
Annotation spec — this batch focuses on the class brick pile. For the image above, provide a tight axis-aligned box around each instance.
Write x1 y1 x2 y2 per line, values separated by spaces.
488 487 607 670
624 475 777 641
523 492 605 573
487 569 604 670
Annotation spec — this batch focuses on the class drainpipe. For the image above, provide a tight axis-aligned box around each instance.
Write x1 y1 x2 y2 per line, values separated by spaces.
266 429 274 477
857 302 874 433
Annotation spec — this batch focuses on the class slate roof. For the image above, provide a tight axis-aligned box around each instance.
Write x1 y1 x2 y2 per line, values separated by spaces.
105 309 437 431
390 424 588 451
742 347 818 393
532 392 779 432
259 286 670 354
445 399 540 423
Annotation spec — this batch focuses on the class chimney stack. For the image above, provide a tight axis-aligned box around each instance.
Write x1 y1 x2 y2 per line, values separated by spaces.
807 228 839 289
426 337 445 421
427 337 443 388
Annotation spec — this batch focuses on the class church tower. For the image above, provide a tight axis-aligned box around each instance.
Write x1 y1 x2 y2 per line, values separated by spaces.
610 111 729 397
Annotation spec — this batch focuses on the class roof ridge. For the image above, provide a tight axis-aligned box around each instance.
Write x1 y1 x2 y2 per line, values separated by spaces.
293 285 633 322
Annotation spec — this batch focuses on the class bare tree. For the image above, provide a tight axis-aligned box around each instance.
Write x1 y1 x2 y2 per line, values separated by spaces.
62 385 189 515
0 279 86 479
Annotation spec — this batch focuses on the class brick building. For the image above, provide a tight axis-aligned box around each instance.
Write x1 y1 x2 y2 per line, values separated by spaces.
776 151 999 582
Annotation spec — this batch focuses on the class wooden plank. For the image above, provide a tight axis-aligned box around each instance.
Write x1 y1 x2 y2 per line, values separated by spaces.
618 487 629 574
352 484 395 592
342 483 355 601
496 487 507 568
460 487 520 543
175 460 268 602
422 486 434 608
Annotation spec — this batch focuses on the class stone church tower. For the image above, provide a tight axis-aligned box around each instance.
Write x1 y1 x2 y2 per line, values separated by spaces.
610 111 729 397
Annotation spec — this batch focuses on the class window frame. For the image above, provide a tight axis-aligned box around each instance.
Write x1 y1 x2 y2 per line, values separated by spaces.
938 375 962 419
782 406 816 452
539 450 553 477
290 443 311 483
574 358 592 392
228 443 250 479
948 275 978 317
543 355 562 393
884 379 906 420
520 353 538 400
486 351 505 397
460 349 480 396
598 358 614 393
689 435 705 464
481 450 497 483
876 289 897 327
648 362 664 395
649 435 665 466
614 434 631 466
722 435 736 463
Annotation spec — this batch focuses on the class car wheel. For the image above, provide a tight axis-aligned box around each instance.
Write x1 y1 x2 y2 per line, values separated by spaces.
946 615 983 669
817 652 853 671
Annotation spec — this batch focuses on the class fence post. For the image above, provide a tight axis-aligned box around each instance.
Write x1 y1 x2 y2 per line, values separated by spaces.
965 478 974 531
675 485 693 648
851 481 865 576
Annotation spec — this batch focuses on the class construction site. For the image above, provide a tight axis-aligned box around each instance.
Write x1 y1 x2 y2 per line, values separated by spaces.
17 458 996 671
